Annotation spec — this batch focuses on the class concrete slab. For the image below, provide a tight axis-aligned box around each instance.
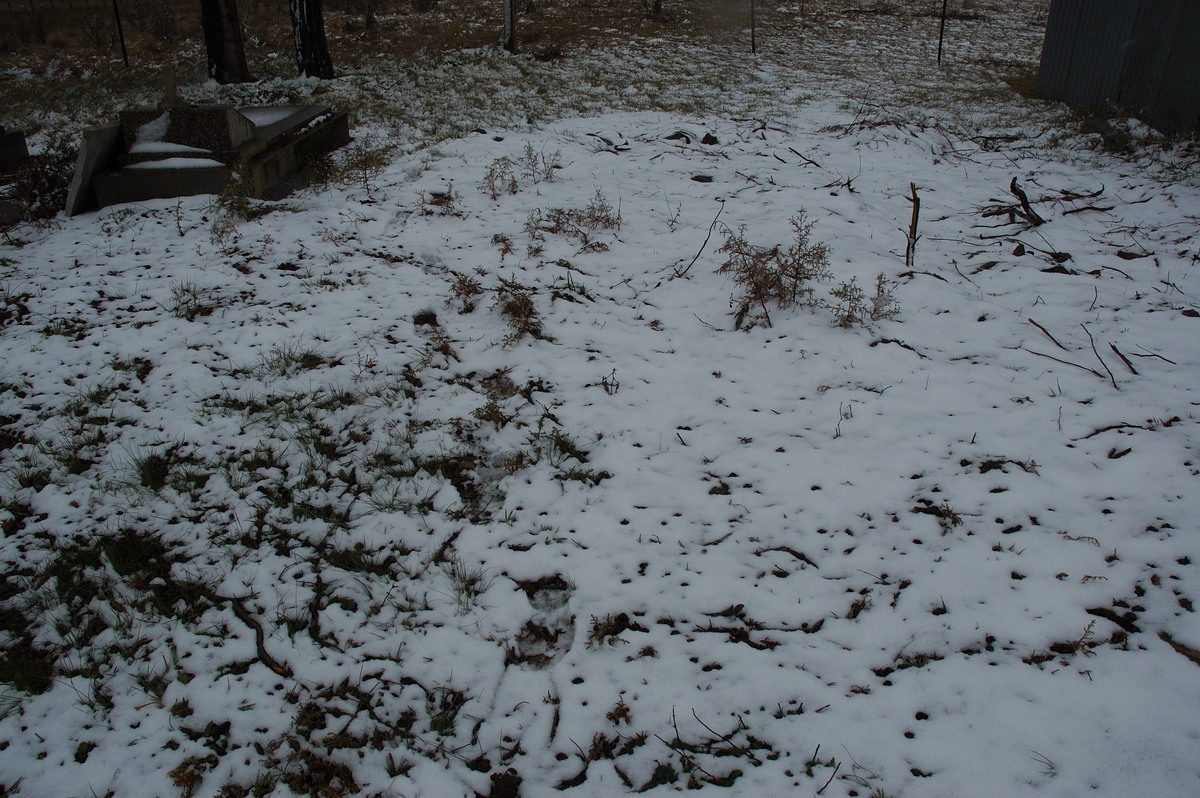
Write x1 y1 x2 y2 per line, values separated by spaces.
92 163 230 208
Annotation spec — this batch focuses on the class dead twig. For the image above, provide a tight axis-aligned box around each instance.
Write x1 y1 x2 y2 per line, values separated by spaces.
1081 324 1118 390
1028 318 1068 351
1097 264 1132 280
1132 347 1176 365
690 710 763 765
1108 343 1138 375
753 545 819 568
869 338 926 358
815 761 841 795
675 200 725 278
1076 422 1151 440
787 147 823 168
1023 348 1104 379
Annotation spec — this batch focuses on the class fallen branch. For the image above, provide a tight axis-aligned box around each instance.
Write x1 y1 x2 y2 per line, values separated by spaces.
1028 318 1068 351
897 269 948 282
869 338 926 358
1009 177 1045 226
1108 344 1138 375
787 147 823 168
1062 204 1114 215
1023 348 1104 379
192 583 293 677
1159 631 1200 667
1058 185 1105 201
1085 606 1140 633
225 594 294 677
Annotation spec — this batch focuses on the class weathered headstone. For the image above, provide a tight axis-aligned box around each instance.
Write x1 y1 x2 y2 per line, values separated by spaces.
65 122 123 218
0 126 33 224
0 126 31 167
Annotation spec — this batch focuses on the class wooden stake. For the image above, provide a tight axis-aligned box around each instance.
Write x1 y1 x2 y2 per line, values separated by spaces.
937 0 948 64
751 0 757 55
905 182 920 269
112 0 128 67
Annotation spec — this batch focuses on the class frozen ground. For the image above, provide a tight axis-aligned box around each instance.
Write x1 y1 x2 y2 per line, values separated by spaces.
1 3 1198 797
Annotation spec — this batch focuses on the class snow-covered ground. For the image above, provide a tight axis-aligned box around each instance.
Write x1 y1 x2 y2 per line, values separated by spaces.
2 3 1198 797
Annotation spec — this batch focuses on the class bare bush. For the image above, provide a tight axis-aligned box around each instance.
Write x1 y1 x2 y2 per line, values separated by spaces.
828 274 900 328
493 277 550 343
717 213 831 329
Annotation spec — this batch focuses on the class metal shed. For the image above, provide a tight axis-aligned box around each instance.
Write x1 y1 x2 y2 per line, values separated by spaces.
1037 0 1200 132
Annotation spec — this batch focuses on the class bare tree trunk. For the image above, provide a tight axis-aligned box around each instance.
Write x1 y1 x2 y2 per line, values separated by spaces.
26 0 48 44
200 0 253 84
112 0 128 66
289 0 334 79
502 0 516 53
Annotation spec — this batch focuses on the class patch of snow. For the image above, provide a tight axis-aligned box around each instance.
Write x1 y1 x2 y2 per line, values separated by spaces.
127 141 212 155
133 111 170 145
239 106 304 127
124 157 225 169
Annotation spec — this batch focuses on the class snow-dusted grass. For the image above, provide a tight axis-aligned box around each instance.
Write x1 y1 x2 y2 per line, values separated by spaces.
2 3 1200 797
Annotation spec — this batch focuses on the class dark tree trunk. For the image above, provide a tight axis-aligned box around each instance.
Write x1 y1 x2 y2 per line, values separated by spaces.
289 0 334 79
200 0 253 84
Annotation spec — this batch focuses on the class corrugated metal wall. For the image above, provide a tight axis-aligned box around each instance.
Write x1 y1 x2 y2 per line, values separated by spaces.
1037 0 1200 132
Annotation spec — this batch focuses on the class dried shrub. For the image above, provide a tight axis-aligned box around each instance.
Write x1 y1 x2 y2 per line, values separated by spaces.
828 273 900 327
718 212 831 328
493 278 549 343
446 270 484 313
480 156 518 200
